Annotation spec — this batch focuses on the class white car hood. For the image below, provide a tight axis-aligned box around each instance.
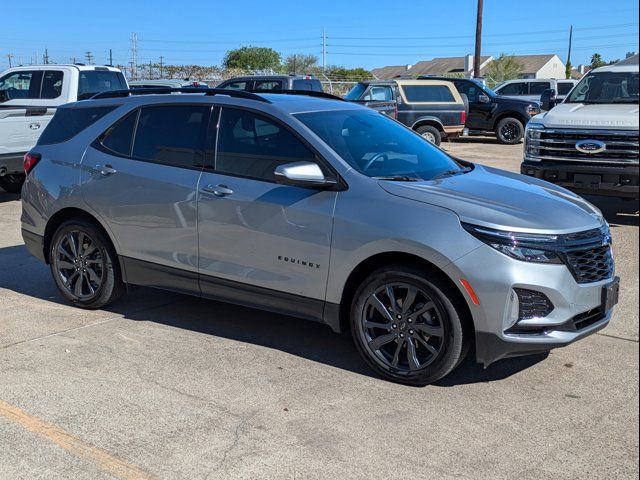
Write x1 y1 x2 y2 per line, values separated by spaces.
536 102 639 129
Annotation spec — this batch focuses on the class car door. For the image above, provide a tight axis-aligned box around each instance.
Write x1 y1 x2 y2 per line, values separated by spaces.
197 106 337 320
454 81 494 130
81 103 211 293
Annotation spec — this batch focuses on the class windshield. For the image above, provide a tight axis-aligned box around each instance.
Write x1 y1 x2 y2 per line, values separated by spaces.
566 71 639 104
295 110 466 181
344 83 368 101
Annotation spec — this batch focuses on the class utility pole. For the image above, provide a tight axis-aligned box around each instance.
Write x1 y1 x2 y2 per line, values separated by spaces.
322 27 327 71
44 48 49 65
130 33 138 80
71 56 77 64
473 0 483 78
149 60 153 79
109 49 113 66
7 54 13 68
85 51 94 64
566 25 573 79
159 56 164 78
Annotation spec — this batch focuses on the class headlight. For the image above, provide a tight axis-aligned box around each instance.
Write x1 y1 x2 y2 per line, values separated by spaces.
526 122 544 139
527 104 541 117
462 223 563 264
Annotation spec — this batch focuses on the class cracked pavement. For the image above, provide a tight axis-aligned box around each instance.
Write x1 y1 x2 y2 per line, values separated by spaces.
1 138 638 479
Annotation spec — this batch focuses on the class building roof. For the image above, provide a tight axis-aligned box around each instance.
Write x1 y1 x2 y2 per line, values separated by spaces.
371 65 409 79
511 54 559 74
408 56 492 76
616 53 639 66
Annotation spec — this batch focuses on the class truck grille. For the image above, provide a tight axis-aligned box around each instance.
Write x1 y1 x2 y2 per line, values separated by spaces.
564 244 614 284
527 129 639 164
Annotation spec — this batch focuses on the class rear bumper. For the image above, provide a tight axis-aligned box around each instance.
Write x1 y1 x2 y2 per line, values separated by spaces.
521 160 639 198
0 152 25 175
22 228 45 262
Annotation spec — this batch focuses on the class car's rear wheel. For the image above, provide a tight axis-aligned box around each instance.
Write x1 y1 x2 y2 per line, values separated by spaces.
0 174 25 194
495 117 524 144
350 265 468 386
415 125 442 146
50 219 125 308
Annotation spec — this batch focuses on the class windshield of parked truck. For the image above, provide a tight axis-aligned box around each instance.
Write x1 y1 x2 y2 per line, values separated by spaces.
295 110 466 181
344 83 369 101
566 71 639 104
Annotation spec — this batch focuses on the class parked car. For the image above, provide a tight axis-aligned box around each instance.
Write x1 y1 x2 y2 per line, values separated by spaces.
345 79 467 145
522 62 639 199
418 76 541 144
130 79 208 89
217 75 323 92
0 64 127 193
495 78 578 102
21 88 618 386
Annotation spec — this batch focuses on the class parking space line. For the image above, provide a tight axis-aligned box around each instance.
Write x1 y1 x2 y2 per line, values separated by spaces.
0 400 154 480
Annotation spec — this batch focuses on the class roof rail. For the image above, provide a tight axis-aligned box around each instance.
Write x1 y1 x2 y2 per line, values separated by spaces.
89 87 271 103
247 89 345 101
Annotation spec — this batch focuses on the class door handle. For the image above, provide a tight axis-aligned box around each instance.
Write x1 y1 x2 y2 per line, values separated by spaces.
93 164 117 176
202 184 233 197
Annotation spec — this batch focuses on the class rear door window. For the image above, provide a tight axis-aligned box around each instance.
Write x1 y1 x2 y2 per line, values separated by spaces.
220 81 248 90
37 106 117 145
557 82 575 95
402 85 455 102
529 82 551 95
0 70 42 101
100 110 139 156
77 70 127 99
41 71 64 99
364 86 393 101
498 82 526 95
132 105 209 168
291 79 322 91
254 80 283 91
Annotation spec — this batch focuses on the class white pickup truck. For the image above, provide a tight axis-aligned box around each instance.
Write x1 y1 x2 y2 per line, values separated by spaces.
0 64 127 192
522 60 639 199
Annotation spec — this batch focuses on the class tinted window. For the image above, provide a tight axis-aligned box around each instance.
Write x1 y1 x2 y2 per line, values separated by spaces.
529 82 551 95
100 110 138 156
295 110 463 181
77 71 127 99
402 85 455 102
292 79 322 91
557 82 575 95
364 86 393 101
132 105 209 168
37 106 117 145
0 70 41 101
254 80 283 91
41 71 64 99
567 71 639 104
345 83 368 100
498 82 526 95
217 108 316 181
220 81 248 90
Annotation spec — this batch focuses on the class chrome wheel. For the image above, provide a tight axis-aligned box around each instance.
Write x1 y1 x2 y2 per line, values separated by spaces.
53 230 104 300
421 131 437 144
358 282 445 373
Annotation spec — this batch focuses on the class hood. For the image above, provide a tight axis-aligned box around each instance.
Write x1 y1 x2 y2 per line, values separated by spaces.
536 102 639 129
378 165 604 234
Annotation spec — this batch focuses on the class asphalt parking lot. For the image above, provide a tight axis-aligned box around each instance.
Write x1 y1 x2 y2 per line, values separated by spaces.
1 139 638 480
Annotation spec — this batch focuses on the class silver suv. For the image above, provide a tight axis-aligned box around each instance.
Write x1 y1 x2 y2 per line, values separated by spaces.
20 87 620 385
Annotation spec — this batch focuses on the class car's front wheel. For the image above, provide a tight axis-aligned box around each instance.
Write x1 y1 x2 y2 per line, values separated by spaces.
495 117 524 144
350 265 468 386
50 218 125 308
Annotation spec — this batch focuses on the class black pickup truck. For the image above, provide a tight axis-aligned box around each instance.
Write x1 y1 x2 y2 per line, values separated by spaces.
418 77 541 144
345 80 467 145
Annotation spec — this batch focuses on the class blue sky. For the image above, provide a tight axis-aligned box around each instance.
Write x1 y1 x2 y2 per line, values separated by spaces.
1 0 638 71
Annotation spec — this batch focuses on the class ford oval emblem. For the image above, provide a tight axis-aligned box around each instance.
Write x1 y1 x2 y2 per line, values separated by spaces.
29 122 41 131
575 139 606 154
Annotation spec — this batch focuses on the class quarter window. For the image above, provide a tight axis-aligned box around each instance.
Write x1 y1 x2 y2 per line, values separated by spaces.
100 110 138 156
498 82 526 95
37 106 117 145
557 82 575 95
402 85 455 102
216 108 316 181
254 80 283 91
529 82 551 95
132 105 209 168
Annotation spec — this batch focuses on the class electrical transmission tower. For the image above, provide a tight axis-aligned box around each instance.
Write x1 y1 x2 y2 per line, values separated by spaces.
130 33 138 80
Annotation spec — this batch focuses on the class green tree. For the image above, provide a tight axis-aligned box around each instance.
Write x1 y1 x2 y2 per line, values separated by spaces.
223 46 281 71
484 54 524 84
590 53 606 69
282 54 318 74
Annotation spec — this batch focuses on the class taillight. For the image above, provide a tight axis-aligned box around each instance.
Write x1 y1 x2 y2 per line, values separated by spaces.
460 110 467 125
23 152 41 174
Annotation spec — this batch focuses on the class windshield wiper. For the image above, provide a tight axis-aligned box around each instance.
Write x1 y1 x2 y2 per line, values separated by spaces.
432 168 471 180
376 176 419 182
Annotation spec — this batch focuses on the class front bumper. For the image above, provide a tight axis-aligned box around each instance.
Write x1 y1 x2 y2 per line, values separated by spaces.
444 243 616 367
521 160 639 199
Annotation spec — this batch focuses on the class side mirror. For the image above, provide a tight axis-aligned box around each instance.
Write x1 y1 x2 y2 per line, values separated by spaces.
540 88 557 111
274 161 337 189
478 93 490 104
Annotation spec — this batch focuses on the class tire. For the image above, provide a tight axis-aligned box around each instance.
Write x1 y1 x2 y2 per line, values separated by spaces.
350 265 469 386
49 218 125 309
495 117 524 144
0 174 25 193
415 125 442 146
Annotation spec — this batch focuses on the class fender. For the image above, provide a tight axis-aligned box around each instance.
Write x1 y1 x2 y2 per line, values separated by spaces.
410 115 444 131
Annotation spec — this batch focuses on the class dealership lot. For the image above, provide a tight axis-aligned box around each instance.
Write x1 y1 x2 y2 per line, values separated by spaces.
0 140 638 479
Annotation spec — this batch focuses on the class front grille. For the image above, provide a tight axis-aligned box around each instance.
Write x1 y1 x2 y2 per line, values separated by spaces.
565 244 614 284
555 307 605 332
527 128 639 164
